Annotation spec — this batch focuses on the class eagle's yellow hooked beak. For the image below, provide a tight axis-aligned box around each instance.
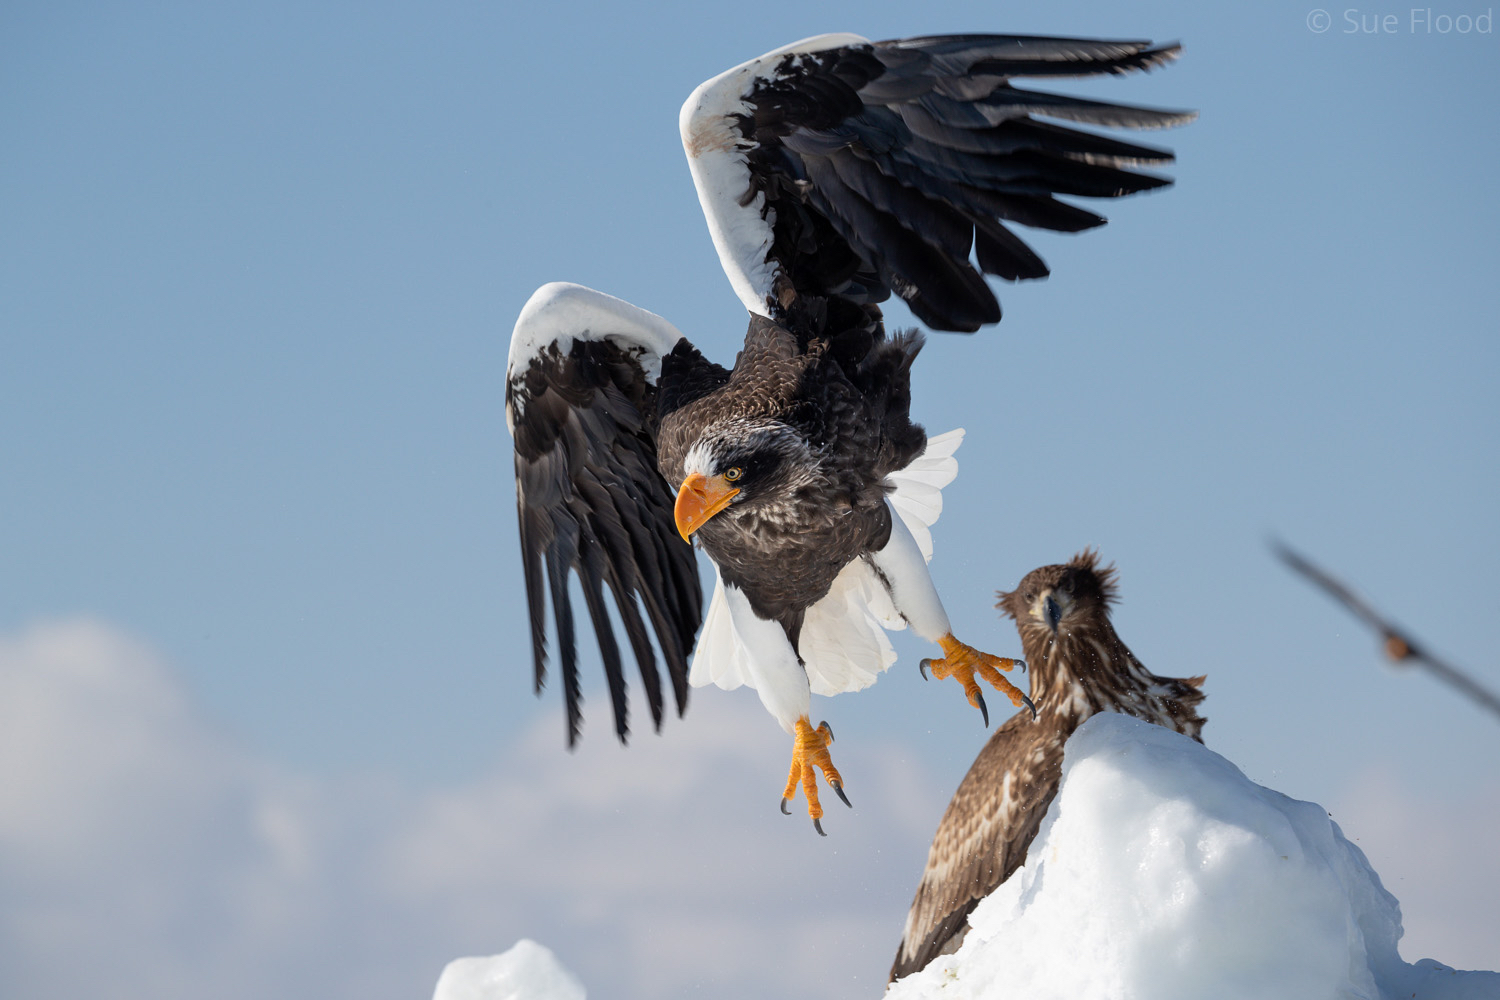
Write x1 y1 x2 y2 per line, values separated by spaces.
674 472 739 541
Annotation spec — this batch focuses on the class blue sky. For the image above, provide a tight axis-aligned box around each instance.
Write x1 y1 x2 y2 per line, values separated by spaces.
2 1 1496 997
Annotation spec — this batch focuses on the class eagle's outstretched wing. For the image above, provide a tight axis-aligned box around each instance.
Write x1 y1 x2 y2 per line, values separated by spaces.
681 34 1194 332
506 282 703 745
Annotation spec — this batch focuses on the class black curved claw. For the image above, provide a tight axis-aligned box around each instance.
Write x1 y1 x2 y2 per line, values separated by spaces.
813 817 827 837
1017 658 1029 674
1022 692 1038 721
974 687 990 728
819 720 835 743
780 797 791 815
831 780 852 809
918 658 932 680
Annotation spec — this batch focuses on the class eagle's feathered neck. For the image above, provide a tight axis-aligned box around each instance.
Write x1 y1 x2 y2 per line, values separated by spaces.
1018 613 1206 742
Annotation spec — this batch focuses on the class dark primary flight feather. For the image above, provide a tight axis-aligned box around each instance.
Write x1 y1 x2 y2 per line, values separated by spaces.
890 552 1207 981
738 35 1193 332
510 333 701 746
509 33 1191 747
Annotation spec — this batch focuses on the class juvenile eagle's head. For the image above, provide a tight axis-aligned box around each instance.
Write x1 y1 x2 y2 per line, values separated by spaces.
672 418 827 539
995 550 1204 731
996 549 1121 682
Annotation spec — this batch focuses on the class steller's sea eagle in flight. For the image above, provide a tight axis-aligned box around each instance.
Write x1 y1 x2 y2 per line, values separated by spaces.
506 34 1192 834
890 552 1208 980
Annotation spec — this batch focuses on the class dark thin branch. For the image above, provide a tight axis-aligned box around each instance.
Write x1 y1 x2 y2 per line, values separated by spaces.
1272 540 1500 723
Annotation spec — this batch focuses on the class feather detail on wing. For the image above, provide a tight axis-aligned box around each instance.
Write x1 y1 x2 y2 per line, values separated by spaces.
507 282 703 746
679 34 871 319
688 429 963 696
885 427 963 560
507 282 683 430
680 34 1192 331
891 722 1061 982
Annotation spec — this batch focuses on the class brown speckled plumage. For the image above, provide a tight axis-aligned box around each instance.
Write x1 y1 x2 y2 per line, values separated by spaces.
890 551 1206 982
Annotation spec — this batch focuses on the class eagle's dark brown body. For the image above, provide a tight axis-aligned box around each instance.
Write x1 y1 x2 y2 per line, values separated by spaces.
890 552 1207 981
508 33 1192 752
655 313 925 644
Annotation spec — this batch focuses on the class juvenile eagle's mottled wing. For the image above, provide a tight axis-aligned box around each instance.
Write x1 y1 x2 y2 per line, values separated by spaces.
890 716 1064 982
681 34 1193 332
507 282 703 746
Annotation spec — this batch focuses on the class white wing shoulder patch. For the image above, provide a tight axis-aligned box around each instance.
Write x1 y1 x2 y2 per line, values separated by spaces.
506 281 683 430
679 33 869 318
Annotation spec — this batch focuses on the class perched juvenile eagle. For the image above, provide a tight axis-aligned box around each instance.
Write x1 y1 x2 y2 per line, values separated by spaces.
507 35 1192 834
890 552 1207 980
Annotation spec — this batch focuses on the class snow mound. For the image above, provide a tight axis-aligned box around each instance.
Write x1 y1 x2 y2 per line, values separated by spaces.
887 714 1499 1000
433 939 585 1000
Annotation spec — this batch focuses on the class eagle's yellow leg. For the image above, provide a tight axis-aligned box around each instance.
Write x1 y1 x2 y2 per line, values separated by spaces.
780 717 851 836
921 633 1036 726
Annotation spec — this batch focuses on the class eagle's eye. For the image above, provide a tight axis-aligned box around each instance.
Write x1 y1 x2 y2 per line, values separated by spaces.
1022 591 1035 603
723 466 744 482
1058 578 1074 596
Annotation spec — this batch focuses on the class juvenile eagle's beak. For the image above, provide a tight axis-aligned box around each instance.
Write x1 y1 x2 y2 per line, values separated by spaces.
1042 593 1063 634
674 472 739 541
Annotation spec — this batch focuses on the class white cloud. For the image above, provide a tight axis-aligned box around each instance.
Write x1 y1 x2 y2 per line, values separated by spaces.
378 686 942 997
4 619 1487 999
0 620 935 1000
0 620 309 997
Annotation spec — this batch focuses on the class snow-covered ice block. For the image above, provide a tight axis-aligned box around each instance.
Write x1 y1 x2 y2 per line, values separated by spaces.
433 939 585 1000
887 713 1499 1000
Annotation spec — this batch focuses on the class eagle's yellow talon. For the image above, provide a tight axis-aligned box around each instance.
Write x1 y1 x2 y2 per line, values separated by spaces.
781 716 850 834
928 632 1034 725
